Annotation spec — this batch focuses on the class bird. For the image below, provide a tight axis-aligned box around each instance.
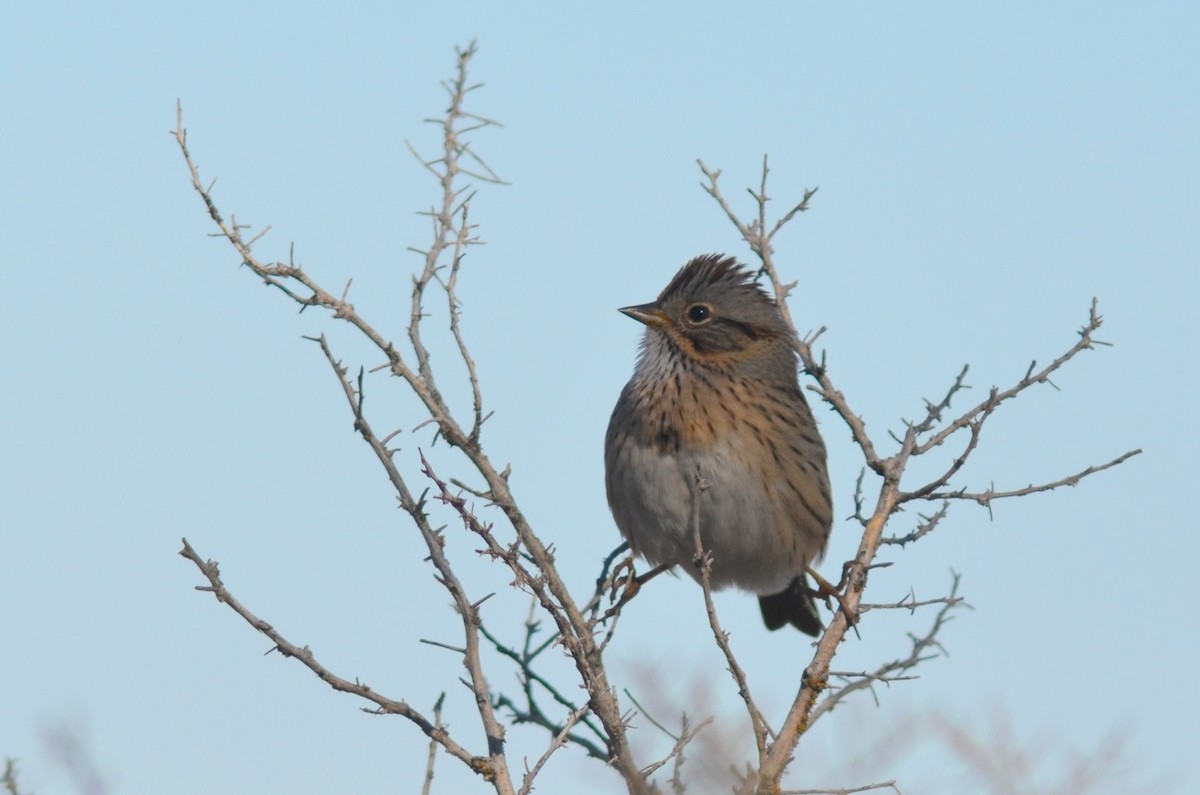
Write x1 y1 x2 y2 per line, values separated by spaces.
604 254 833 634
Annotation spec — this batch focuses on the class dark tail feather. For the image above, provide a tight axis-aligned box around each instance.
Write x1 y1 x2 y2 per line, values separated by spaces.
759 577 822 635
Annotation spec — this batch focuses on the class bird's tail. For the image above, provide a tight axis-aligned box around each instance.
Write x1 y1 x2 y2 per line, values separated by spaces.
758 576 822 635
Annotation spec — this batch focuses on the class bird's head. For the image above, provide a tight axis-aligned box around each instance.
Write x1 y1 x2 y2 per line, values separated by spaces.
620 254 795 369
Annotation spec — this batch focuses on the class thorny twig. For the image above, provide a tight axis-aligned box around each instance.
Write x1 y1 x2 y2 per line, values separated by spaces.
815 574 966 718
782 782 902 795
177 42 648 793
178 538 490 776
922 449 1142 507
517 706 590 795
479 607 609 760
698 158 1136 794
881 503 950 547
689 469 771 766
173 43 1141 793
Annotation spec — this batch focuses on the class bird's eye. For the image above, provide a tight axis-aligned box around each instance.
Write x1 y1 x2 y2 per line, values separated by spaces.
686 304 713 324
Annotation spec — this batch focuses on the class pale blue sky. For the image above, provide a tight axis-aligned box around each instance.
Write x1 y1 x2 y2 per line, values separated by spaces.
2 2 1196 793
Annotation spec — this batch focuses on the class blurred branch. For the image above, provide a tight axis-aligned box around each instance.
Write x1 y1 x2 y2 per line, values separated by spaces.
39 722 106 795
422 694 446 795
928 710 1158 795
2 759 29 795
640 713 714 785
620 692 714 790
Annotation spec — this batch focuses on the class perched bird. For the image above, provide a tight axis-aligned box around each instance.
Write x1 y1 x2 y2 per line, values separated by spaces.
605 254 833 634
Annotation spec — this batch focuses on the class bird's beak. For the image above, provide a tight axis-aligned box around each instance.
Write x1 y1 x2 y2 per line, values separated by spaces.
619 302 670 328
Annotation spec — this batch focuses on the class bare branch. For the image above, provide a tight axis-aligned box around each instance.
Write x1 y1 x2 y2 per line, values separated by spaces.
177 45 649 789
912 299 1109 458
584 542 632 624
440 203 487 444
880 502 950 546
859 591 965 613
699 158 1138 795
689 469 770 765
178 44 1145 791
479 614 609 760
810 574 965 723
923 449 1142 507
301 335 513 791
848 469 871 527
420 453 565 633
698 158 885 480
491 692 607 763
517 706 590 795
177 538 491 779
902 392 996 501
908 365 971 437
